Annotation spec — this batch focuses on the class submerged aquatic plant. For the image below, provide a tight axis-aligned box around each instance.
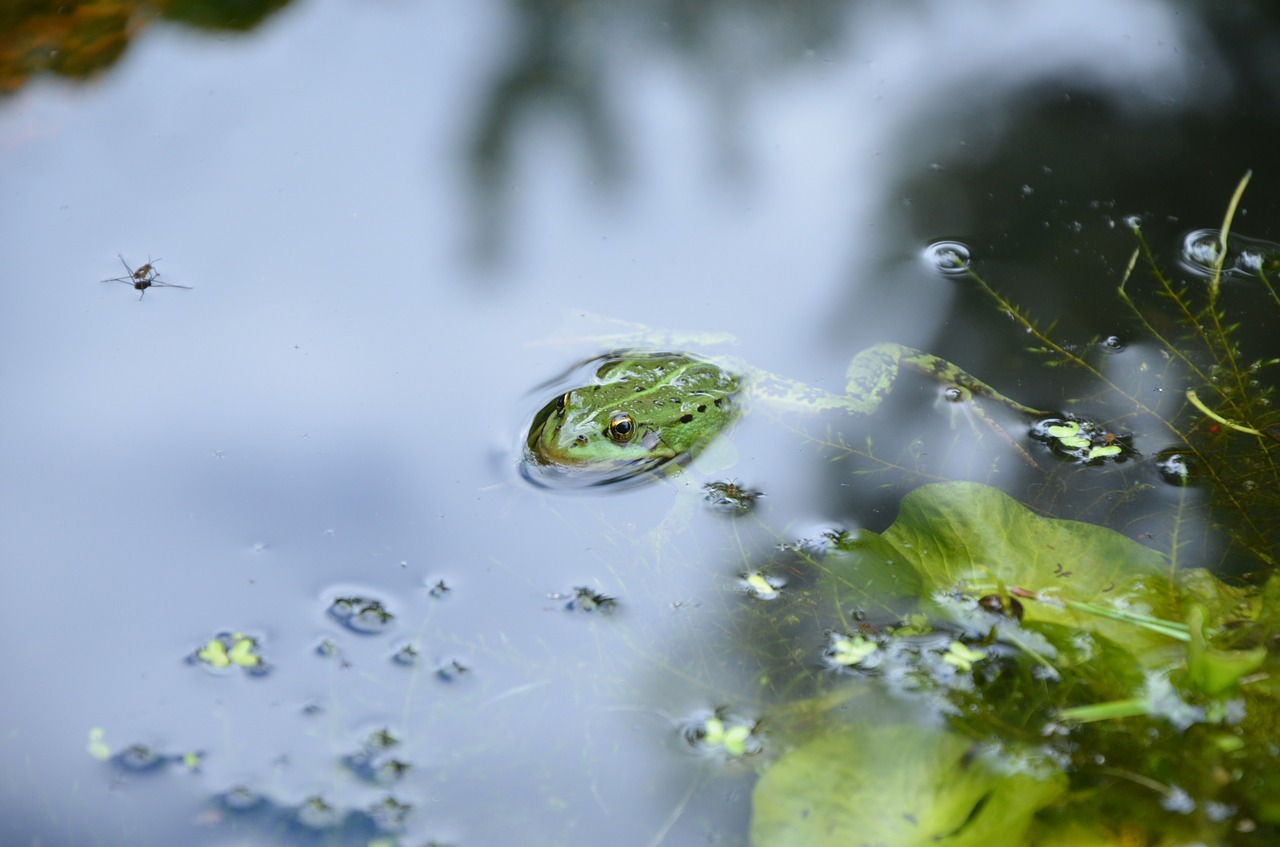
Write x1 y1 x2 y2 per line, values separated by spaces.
943 172 1280 573
745 176 1280 846
749 481 1280 846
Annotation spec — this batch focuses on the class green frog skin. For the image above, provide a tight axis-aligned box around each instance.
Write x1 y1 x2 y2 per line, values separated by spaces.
526 352 741 478
524 345 1049 484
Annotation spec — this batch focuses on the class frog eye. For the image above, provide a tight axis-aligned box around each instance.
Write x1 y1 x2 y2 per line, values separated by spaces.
555 392 569 416
606 414 635 442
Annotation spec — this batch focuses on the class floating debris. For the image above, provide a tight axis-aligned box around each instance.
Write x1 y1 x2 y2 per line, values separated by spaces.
1031 416 1131 463
557 586 617 614
328 596 395 634
703 479 763 515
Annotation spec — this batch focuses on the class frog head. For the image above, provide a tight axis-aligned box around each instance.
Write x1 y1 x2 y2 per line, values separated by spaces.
524 352 740 486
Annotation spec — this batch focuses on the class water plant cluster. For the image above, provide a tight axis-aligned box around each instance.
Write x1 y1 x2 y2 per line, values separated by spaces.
743 173 1280 845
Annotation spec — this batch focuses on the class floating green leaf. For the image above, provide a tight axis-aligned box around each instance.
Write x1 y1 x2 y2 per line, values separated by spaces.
878 482 1175 658
817 525 926 621
86 727 110 761
940 641 986 672
226 635 262 668
827 634 878 667
751 722 1064 847
1184 604 1266 697
702 717 753 757
194 631 266 673
197 638 230 669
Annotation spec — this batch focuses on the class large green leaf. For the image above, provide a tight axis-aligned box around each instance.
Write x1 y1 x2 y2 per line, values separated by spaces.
880 482 1176 657
747 482 1280 843
751 722 1064 847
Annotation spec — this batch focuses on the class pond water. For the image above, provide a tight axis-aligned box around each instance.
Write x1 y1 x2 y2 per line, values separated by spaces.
4 1 1280 845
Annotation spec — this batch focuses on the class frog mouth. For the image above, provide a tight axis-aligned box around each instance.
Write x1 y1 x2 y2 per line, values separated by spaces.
520 421 689 491
519 449 682 491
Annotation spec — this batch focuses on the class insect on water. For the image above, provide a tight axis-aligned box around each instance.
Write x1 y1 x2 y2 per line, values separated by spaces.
101 254 193 300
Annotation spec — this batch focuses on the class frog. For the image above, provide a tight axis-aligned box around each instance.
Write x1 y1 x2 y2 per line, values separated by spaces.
523 344 1053 488
523 352 742 487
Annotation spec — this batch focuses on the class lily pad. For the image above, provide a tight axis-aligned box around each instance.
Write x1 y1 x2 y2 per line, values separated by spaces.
877 482 1175 658
819 526 927 619
751 722 1064 847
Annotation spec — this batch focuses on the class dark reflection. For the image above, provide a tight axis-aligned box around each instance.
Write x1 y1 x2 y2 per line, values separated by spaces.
796 5 1280 570
464 1 1280 264
0 0 290 95
467 0 624 261
1 0 130 93
16 0 1280 279
892 6 1280 344
157 0 287 30
465 0 848 260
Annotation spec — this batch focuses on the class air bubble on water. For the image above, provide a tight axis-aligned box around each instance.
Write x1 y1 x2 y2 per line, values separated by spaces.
1122 214 1143 231
1237 250 1263 271
1180 229 1222 275
1099 335 1125 353
1154 449 1195 486
1181 230 1280 278
922 241 971 276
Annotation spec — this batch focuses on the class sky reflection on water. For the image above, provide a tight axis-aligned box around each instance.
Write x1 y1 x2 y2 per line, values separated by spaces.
0 0 1272 844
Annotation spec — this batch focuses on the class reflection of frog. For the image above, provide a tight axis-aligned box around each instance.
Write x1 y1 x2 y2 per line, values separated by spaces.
523 345 1050 487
